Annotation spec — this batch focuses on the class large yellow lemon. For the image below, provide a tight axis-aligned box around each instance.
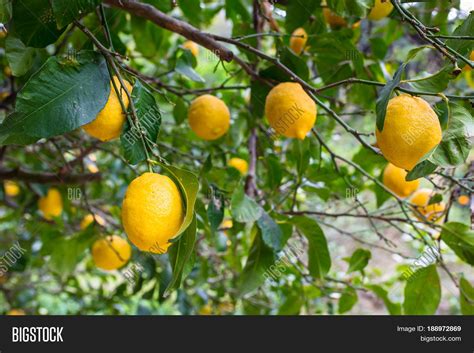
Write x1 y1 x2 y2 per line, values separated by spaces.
375 95 442 170
368 0 394 20
183 40 199 57
38 188 63 220
92 235 131 271
265 82 317 140
382 163 419 197
80 214 106 230
323 8 347 29
290 28 308 55
228 157 248 175
410 189 446 222
4 180 20 197
7 309 25 316
188 95 231 141
457 195 470 206
122 173 184 254
83 76 133 141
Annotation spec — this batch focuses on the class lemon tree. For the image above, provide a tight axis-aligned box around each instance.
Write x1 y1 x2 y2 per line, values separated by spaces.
0 0 472 316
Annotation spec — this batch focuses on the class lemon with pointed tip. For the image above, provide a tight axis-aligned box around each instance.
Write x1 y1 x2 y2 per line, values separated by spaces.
290 28 308 55
188 95 231 141
4 180 20 197
228 157 248 175
122 173 184 254
368 0 394 20
183 40 199 57
83 76 133 141
376 95 442 171
7 309 25 316
38 188 63 220
382 163 419 198
265 82 317 140
92 235 131 271
80 214 106 230
410 189 446 222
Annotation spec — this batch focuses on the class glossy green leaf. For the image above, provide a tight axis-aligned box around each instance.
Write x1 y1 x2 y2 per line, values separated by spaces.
239 229 275 295
257 211 284 252
347 248 371 273
165 214 197 295
291 216 331 279
403 265 441 315
440 222 474 266
460 277 474 315
367 284 402 315
175 50 204 83
5 35 36 77
286 0 318 31
207 186 225 232
376 64 405 131
0 51 110 145
51 0 102 28
121 81 161 165
405 160 437 181
11 0 66 48
339 287 358 314
231 185 263 223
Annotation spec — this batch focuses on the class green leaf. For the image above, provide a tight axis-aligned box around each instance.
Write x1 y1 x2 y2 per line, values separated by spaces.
175 50 204 83
257 211 284 252
367 285 402 315
51 0 102 28
49 232 95 279
339 287 358 314
207 186 224 232
403 265 441 315
376 64 405 131
291 216 331 279
165 214 197 295
326 0 373 18
460 277 474 315
440 222 474 266
430 105 473 167
405 160 437 181
131 16 164 58
121 81 161 165
250 79 271 119
179 0 202 26
347 248 371 273
11 0 66 48
446 12 474 60
5 35 36 77
225 0 251 22
0 0 12 23
160 164 200 241
409 65 455 93
239 229 275 296
370 37 388 60
173 98 188 125
0 51 110 145
278 292 304 315
286 0 318 31
280 47 310 82
231 184 263 223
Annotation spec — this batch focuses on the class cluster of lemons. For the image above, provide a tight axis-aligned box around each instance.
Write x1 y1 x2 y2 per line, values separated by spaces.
2 0 470 284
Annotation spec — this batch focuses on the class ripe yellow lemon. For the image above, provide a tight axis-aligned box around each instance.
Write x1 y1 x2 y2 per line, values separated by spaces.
92 235 131 271
122 173 184 254
80 214 106 230
410 189 446 222
188 95 230 140
382 163 419 197
83 76 133 142
221 219 233 229
290 28 308 55
323 8 347 29
183 40 199 57
4 180 20 197
265 82 317 140
457 195 470 206
228 157 248 175
368 0 394 20
38 188 63 220
375 95 442 171
7 309 25 316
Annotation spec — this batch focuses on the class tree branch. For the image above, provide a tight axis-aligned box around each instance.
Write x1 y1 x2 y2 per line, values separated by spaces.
103 0 234 62
0 168 101 184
